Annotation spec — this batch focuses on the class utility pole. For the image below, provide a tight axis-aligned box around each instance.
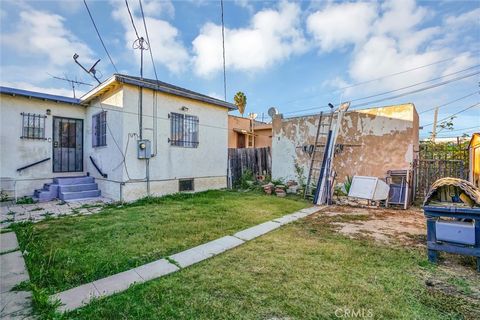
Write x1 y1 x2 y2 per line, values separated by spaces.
431 107 439 143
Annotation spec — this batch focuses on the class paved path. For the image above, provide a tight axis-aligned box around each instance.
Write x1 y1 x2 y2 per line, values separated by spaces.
0 197 111 229
51 206 321 313
0 232 32 319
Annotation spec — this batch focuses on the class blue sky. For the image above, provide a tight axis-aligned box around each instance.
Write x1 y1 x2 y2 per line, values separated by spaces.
0 0 479 138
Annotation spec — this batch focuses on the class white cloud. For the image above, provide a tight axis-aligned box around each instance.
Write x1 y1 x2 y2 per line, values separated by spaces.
2 9 94 66
307 2 377 52
192 1 307 77
110 0 188 74
309 0 479 99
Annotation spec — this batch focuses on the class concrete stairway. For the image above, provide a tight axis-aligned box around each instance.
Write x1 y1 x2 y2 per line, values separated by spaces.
33 176 101 202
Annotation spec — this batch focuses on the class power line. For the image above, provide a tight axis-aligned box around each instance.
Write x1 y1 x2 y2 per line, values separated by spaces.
284 71 480 116
419 91 479 114
83 0 118 73
220 0 227 101
338 51 480 91
125 0 140 39
422 103 480 128
351 71 480 110
440 126 479 133
280 50 480 106
348 64 480 104
138 0 158 83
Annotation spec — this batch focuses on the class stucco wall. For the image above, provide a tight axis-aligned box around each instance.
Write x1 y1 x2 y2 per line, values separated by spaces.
86 84 229 201
0 94 86 197
272 104 419 186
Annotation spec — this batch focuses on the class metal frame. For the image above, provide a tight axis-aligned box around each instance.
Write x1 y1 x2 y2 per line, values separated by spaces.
52 116 84 173
20 112 47 140
168 112 199 148
424 206 480 272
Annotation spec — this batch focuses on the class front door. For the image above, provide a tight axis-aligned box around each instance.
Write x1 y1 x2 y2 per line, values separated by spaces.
53 117 83 172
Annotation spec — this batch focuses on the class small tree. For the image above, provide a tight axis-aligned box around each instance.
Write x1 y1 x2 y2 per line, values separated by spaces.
234 91 247 117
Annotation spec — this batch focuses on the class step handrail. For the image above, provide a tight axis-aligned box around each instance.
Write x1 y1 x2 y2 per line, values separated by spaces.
17 157 50 172
89 156 108 178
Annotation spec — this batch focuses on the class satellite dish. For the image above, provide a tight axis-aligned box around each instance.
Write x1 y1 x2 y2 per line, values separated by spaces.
268 107 279 118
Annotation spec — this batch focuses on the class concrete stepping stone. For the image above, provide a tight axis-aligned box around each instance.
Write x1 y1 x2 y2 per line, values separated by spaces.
0 291 32 318
233 221 282 241
133 259 179 281
52 282 101 313
169 236 244 268
93 269 143 297
0 232 19 254
0 251 29 293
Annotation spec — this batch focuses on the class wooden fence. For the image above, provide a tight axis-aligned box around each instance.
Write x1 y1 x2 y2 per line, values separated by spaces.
227 147 271 188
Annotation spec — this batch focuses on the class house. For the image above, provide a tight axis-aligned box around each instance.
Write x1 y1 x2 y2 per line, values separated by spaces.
0 74 236 202
271 103 419 187
227 115 272 148
469 133 480 188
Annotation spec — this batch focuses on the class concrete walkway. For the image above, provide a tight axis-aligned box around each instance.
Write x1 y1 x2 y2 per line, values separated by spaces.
51 206 321 313
0 197 111 229
0 232 32 319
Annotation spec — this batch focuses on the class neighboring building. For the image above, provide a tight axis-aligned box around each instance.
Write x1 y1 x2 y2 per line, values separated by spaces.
469 133 480 188
0 74 236 202
227 115 272 148
272 103 419 185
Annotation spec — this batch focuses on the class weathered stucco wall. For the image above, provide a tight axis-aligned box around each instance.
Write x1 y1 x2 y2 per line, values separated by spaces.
0 94 86 197
272 104 419 186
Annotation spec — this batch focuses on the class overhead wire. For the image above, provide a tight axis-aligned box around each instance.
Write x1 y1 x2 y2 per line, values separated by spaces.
83 0 118 73
125 0 140 39
419 91 480 114
422 103 480 128
138 0 158 83
220 0 227 101
279 50 480 106
284 70 480 116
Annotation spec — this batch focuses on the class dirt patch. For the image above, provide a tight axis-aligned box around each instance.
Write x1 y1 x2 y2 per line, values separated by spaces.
311 204 480 308
314 205 425 246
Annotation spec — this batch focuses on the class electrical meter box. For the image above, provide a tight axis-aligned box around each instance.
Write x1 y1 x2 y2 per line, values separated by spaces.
137 139 151 159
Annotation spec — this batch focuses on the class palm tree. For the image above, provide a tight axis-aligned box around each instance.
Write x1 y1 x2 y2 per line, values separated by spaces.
234 91 247 117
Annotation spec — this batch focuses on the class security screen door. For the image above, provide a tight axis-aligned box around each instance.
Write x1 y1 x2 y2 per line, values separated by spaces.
52 117 83 172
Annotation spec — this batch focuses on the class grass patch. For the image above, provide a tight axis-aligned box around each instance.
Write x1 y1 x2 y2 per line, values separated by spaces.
66 217 477 320
13 190 308 294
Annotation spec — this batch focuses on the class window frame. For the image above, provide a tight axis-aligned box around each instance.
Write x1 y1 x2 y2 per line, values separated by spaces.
179 178 194 192
20 112 46 140
169 112 199 148
92 111 107 148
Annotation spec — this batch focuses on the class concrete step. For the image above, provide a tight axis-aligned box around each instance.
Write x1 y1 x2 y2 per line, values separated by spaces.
59 183 98 193
54 176 94 185
59 189 101 201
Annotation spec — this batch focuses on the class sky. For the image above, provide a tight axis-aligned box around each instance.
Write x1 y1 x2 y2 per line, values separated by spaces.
0 0 479 139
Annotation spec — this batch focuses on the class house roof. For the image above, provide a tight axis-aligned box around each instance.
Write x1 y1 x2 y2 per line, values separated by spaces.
0 86 81 105
81 74 237 110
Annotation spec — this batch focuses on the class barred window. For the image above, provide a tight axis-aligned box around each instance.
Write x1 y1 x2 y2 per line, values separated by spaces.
92 111 107 147
169 113 199 148
21 113 46 139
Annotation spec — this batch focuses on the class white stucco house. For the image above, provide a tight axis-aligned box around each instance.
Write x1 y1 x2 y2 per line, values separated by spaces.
0 74 236 202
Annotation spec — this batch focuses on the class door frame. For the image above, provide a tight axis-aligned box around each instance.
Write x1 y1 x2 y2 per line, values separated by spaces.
52 116 84 173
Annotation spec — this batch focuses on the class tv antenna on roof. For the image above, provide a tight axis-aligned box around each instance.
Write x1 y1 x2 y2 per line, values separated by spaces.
73 53 102 84
49 73 93 98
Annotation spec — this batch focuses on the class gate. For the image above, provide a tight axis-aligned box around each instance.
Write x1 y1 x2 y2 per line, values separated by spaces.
414 142 469 200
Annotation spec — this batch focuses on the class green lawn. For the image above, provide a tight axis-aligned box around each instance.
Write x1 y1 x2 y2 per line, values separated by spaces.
13 190 309 294
64 214 478 320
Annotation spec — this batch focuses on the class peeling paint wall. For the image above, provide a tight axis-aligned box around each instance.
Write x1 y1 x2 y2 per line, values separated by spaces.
272 104 419 185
